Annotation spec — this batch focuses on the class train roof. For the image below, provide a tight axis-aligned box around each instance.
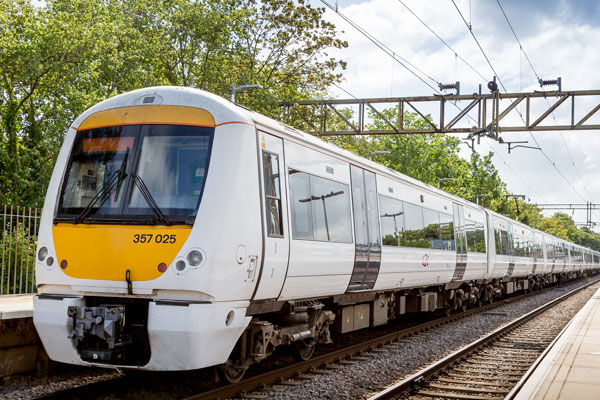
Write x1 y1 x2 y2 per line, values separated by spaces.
74 86 595 253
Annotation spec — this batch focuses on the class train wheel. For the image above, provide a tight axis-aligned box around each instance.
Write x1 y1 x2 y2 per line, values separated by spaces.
295 339 316 361
218 360 247 384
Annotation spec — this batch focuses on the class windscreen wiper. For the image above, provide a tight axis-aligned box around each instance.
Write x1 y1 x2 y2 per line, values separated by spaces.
74 148 129 223
133 174 170 225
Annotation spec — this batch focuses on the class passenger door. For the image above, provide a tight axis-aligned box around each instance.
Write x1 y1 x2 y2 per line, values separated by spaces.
348 166 381 291
452 203 467 281
507 223 516 276
252 132 290 300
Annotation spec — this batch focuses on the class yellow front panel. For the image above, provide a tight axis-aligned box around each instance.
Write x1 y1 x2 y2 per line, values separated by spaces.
77 105 215 131
53 224 192 281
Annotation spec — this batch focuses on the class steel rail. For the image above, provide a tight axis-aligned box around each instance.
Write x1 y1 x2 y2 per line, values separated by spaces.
366 277 599 400
182 279 594 400
504 290 597 399
31 278 595 400
33 375 128 400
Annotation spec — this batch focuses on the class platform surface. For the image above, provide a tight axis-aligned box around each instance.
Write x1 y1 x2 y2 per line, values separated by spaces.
514 286 600 399
0 294 34 319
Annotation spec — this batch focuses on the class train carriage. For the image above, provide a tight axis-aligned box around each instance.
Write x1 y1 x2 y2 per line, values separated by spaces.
33 86 600 380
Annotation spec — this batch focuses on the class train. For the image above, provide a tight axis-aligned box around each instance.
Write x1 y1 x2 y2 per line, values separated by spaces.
33 86 600 382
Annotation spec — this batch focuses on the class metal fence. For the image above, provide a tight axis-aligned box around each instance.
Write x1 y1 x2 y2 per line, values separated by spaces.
1 205 41 295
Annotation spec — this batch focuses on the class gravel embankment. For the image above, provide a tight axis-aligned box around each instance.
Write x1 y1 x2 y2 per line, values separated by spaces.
0 365 119 400
1 278 597 400
256 279 600 400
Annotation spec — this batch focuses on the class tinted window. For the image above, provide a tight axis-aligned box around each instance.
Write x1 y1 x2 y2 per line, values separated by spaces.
403 202 425 248
379 196 453 251
494 226 510 255
439 212 455 250
289 169 352 243
263 152 283 236
379 195 404 247
423 208 441 248
310 175 352 242
466 219 486 253
58 124 213 222
289 170 313 240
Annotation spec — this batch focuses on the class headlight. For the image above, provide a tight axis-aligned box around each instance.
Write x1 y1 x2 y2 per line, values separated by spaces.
46 257 55 266
38 247 48 262
187 250 203 266
176 260 186 271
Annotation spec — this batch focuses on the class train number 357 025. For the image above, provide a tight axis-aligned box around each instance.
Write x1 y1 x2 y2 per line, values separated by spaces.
133 234 176 244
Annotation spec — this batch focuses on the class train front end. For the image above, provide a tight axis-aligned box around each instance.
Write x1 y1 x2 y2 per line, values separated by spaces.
33 87 261 370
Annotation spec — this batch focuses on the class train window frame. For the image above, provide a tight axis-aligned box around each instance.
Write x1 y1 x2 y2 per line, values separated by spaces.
262 150 284 238
55 124 214 224
465 218 486 253
288 168 353 244
379 194 455 251
379 194 405 247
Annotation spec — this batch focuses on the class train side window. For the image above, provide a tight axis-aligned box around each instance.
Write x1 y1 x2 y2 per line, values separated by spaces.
423 208 441 249
379 195 405 247
289 169 313 240
466 219 485 253
439 212 455 250
403 202 426 248
310 174 352 243
494 226 509 255
289 168 352 243
263 152 283 237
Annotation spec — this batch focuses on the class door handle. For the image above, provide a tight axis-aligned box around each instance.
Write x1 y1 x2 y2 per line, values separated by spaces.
245 256 258 282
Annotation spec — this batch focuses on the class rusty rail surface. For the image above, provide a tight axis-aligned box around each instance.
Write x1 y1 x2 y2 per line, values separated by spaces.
366 278 599 400
32 278 594 400
183 280 592 400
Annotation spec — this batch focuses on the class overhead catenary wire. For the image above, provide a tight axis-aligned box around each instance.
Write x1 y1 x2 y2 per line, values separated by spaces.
322 0 545 201
451 0 589 205
494 0 597 212
321 0 553 209
481 140 547 203
390 0 546 203
397 0 488 82
332 83 546 204
495 0 540 81
320 0 442 92
332 82 359 99
321 0 482 127
496 0 597 206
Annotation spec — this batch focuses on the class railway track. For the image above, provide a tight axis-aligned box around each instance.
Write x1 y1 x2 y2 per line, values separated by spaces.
367 278 599 400
31 278 596 400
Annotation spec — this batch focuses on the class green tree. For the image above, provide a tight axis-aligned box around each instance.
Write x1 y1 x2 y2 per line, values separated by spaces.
0 0 347 206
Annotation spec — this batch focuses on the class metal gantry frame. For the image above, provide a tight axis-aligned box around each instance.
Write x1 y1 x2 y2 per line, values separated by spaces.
536 202 600 228
279 89 600 136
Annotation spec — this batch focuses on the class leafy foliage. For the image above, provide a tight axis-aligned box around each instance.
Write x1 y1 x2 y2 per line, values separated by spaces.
0 0 347 206
0 220 36 294
1 0 598 251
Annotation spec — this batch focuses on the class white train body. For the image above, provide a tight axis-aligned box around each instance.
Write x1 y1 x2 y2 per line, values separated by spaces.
33 87 600 372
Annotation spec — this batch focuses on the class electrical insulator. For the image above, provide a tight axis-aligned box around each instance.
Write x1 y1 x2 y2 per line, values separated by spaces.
438 81 460 95
538 77 562 92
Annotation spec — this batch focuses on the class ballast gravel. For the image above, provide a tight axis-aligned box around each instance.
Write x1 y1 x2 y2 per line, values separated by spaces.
1 279 596 400
255 279 600 400
0 367 119 400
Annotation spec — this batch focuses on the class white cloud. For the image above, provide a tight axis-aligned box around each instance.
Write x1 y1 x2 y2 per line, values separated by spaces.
310 0 600 228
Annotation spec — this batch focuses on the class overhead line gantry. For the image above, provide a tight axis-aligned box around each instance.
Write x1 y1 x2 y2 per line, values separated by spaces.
279 89 600 136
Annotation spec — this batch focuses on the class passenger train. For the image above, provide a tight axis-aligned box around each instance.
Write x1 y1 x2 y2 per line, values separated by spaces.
33 86 599 381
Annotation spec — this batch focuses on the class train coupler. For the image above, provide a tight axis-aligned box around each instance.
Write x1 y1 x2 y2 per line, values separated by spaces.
67 305 128 354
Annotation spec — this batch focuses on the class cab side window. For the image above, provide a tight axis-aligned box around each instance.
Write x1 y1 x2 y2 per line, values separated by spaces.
262 152 283 237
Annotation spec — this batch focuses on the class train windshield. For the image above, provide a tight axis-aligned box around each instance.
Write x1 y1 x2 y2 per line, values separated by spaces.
56 124 213 224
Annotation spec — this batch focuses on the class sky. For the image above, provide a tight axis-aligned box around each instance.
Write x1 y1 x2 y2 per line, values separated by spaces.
306 0 600 230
